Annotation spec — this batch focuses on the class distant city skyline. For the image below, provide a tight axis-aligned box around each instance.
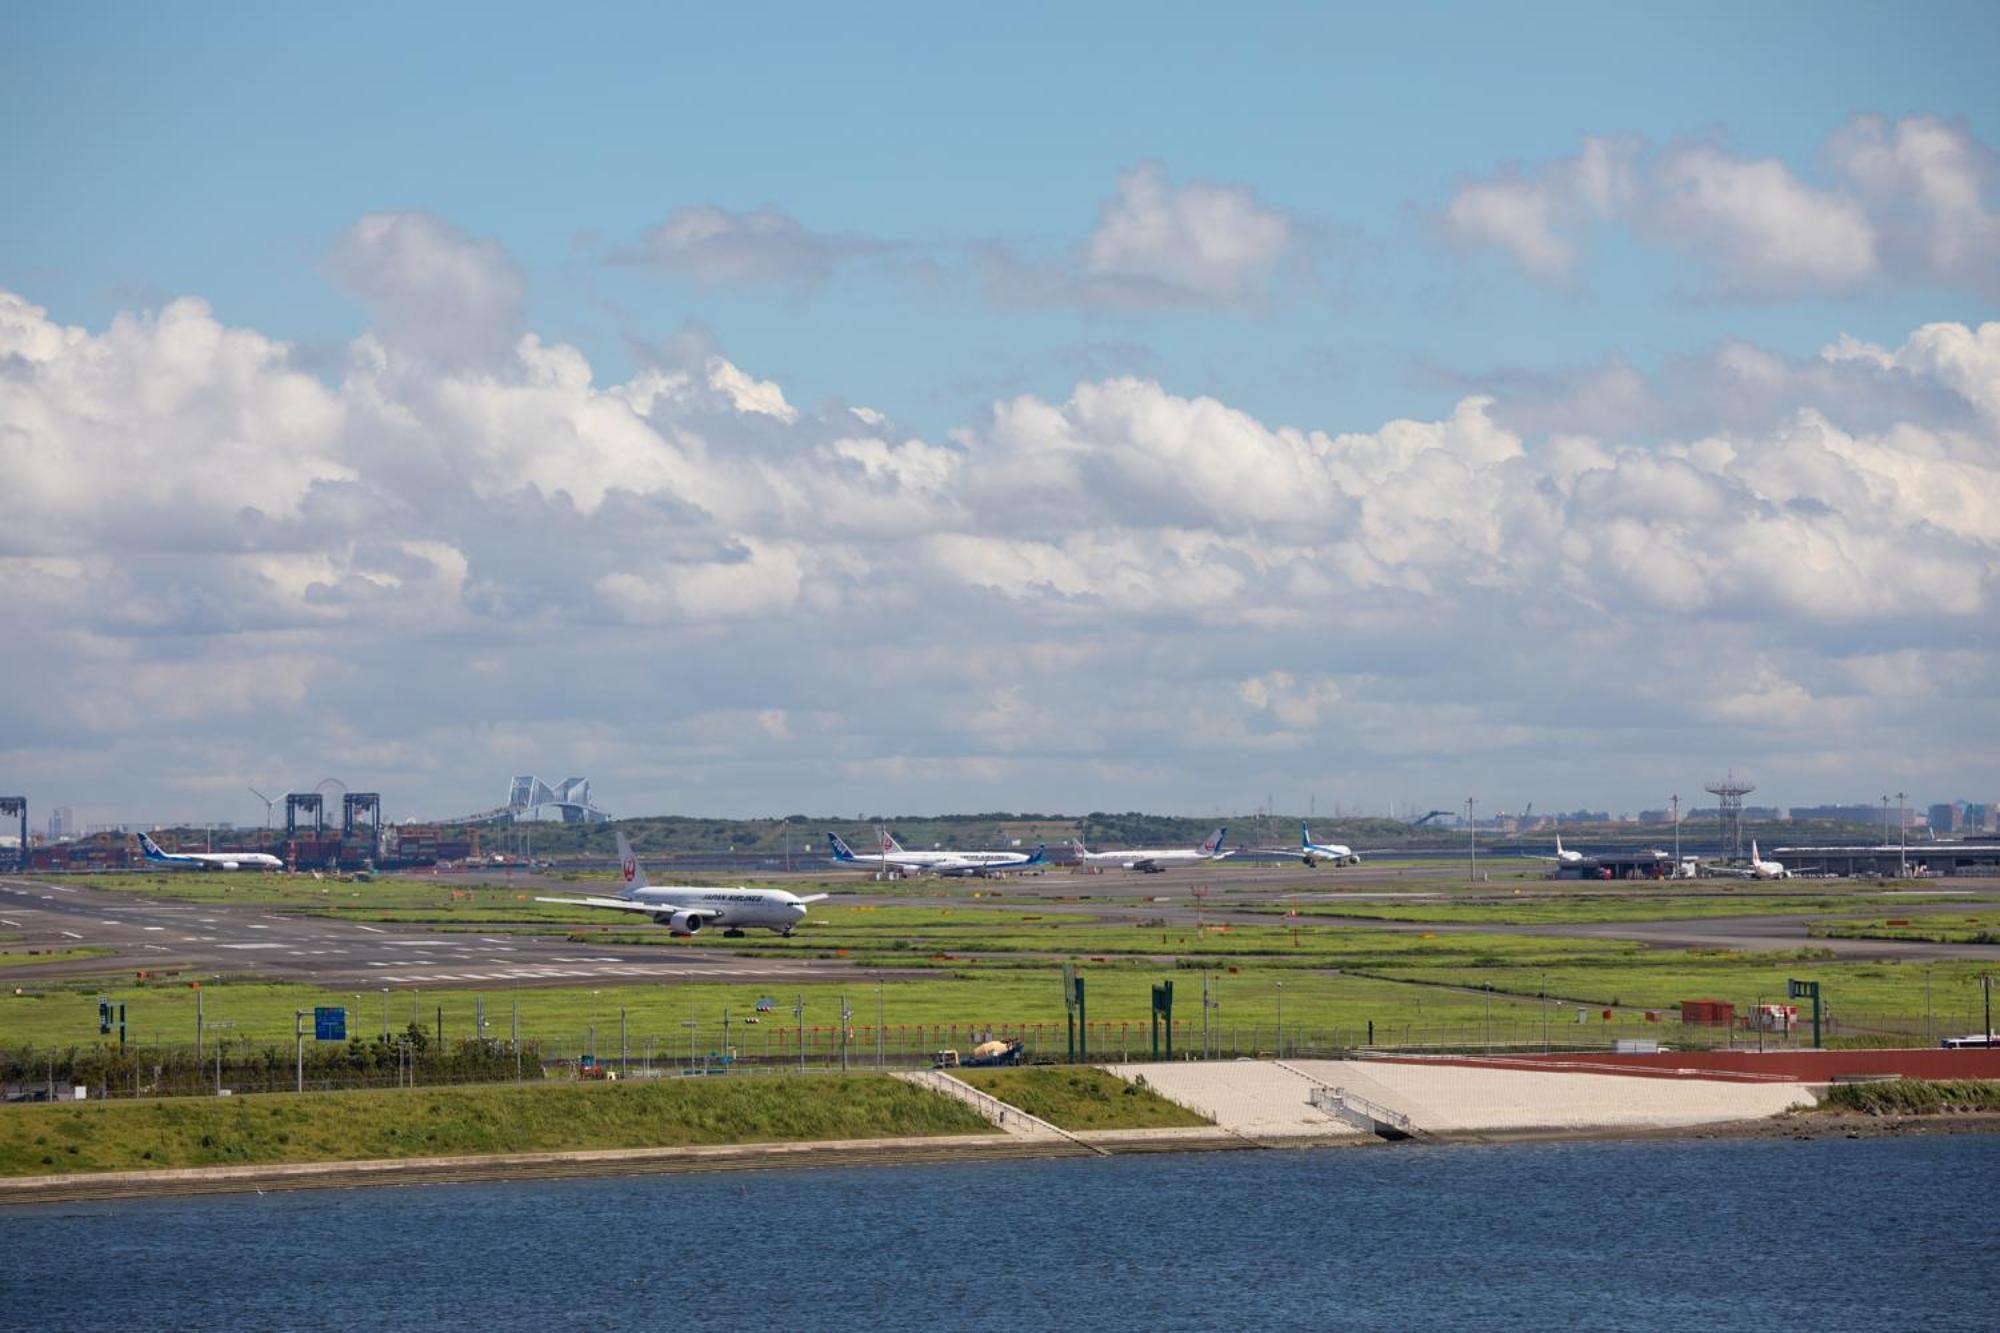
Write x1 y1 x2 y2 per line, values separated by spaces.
3 5 1996 821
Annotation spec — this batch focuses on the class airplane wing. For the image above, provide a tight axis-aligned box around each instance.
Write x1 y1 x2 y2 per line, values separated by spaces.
795 893 829 904
534 895 679 914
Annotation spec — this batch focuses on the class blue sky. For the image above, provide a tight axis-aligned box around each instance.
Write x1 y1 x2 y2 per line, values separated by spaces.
2 4 1997 824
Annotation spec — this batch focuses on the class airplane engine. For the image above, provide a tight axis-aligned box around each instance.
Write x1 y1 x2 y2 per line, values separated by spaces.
667 910 705 935
1303 856 1319 868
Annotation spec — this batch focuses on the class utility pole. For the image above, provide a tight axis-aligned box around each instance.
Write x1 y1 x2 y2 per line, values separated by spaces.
1671 794 1680 870
513 998 521 1083
293 1010 306 1094
195 984 204 1070
796 994 806 1073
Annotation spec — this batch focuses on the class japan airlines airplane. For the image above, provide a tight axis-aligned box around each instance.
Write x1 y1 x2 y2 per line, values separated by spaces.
1268 822 1362 868
1741 841 1791 880
535 833 826 936
1704 840 1791 880
1533 835 1586 867
137 832 284 871
1070 828 1228 873
825 831 1046 877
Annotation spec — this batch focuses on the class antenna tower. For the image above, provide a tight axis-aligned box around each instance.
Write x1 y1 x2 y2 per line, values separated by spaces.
1704 772 1756 861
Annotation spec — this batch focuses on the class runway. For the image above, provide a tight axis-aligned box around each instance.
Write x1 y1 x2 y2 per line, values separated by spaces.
0 878 922 989
5 866 1996 991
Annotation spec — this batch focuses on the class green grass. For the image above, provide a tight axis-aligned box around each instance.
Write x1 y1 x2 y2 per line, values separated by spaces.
0 1075 991 1176
1364 955 1997 1028
1821 1079 2000 1115
0 948 113 968
954 1067 1210 1130
0 964 1566 1057
1808 914 2000 945
1263 893 1935 926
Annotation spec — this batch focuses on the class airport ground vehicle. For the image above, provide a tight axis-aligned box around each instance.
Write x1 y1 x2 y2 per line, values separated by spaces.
933 1039 1025 1069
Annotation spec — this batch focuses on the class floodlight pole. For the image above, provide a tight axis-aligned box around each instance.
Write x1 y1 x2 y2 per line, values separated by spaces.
1466 797 1478 882
1671 794 1680 870
1897 792 1907 876
294 1010 306 1094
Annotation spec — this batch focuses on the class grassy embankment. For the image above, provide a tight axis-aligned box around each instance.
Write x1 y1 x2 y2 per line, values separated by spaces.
1821 1079 2000 1115
0 1075 990 1176
954 1067 1210 1130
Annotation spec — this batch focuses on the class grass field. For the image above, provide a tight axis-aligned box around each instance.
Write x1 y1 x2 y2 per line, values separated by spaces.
1808 913 2000 945
0 1075 991 1176
0 948 113 968
1362 955 1997 1033
15 877 1994 1060
1259 893 1935 926
0 964 1570 1057
953 1067 1210 1129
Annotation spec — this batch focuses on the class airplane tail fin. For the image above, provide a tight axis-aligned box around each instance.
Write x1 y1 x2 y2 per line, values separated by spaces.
1070 837 1089 858
1751 840 1760 863
827 832 857 862
1201 827 1226 857
138 832 167 860
1556 834 1565 857
1301 821 1312 849
612 831 649 895
877 827 906 855
1023 844 1046 867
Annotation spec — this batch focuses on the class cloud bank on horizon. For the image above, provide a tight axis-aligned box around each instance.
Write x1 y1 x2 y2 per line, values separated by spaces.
3 71 1997 823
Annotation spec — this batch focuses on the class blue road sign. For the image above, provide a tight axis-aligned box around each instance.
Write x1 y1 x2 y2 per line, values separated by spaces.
314 1006 347 1041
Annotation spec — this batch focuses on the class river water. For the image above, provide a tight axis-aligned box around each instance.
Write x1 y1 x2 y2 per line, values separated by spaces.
5 1135 1995 1330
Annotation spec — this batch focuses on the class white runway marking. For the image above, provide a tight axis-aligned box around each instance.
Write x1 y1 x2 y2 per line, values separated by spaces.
143 926 165 932
354 925 385 933
60 930 82 939
0 918 20 927
218 943 286 950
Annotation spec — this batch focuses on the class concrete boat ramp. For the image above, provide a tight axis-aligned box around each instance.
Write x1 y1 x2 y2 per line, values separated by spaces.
1102 1058 1814 1143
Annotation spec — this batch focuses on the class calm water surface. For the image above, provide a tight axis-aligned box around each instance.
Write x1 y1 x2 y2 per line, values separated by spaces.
5 1135 1995 1330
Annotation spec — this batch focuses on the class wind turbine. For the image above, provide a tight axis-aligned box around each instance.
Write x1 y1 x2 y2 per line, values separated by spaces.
249 787 280 844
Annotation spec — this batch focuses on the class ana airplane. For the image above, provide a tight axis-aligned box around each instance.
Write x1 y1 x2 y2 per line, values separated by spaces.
137 832 284 871
1070 827 1228 873
535 833 827 936
825 831 1046 877
1267 822 1361 868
